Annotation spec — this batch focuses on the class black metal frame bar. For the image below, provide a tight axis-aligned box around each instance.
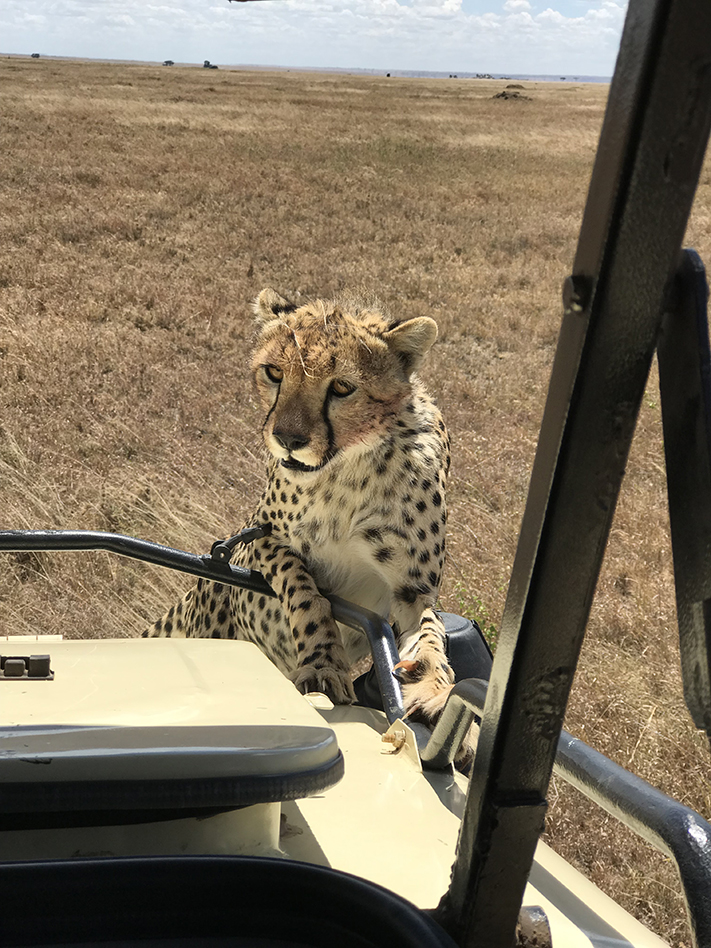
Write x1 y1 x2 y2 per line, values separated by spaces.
434 1 711 946
421 678 711 946
658 251 711 734
327 595 405 724
0 529 277 597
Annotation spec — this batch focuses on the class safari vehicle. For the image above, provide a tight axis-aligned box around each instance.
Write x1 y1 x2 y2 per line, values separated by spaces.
2 0 711 946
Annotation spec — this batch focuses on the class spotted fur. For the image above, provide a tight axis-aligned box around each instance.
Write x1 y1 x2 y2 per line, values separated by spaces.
144 288 456 725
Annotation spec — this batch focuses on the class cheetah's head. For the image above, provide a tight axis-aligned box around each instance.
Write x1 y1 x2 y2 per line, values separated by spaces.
250 288 438 477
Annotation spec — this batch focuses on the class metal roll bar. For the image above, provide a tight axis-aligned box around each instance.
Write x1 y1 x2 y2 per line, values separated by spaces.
0 529 406 726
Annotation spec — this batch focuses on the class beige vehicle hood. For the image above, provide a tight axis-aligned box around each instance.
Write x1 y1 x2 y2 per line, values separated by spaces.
1 637 668 948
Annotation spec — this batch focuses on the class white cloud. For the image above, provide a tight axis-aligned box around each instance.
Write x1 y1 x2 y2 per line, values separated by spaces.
411 0 463 12
104 13 137 27
503 0 532 12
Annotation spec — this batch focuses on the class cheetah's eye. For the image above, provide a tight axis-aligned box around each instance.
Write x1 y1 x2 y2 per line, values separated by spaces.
264 365 284 384
330 379 356 398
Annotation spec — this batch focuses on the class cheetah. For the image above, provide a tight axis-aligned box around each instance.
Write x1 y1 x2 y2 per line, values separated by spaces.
144 288 456 725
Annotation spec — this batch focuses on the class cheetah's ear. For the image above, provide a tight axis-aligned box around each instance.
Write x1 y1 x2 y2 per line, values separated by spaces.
383 317 438 376
253 288 297 325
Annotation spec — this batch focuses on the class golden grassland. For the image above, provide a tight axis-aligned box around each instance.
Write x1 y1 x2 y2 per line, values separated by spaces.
2 56 711 946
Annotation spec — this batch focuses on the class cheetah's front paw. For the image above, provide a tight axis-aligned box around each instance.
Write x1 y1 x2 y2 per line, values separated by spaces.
291 664 356 705
401 674 478 767
400 675 455 724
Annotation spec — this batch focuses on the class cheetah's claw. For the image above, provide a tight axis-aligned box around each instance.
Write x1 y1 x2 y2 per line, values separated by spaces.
393 658 423 683
291 665 356 705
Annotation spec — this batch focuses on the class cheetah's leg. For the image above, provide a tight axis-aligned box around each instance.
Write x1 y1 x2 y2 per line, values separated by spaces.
246 534 356 704
142 579 233 639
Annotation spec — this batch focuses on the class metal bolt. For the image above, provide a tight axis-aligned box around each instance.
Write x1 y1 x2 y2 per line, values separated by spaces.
381 728 407 753
562 274 592 315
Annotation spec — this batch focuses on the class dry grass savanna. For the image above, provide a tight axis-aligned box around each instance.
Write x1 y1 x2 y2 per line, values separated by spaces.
2 56 711 946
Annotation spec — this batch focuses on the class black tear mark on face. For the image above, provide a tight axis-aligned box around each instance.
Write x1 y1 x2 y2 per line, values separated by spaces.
262 383 281 437
322 389 336 459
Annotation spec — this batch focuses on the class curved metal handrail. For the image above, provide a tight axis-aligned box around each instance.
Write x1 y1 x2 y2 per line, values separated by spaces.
0 529 276 597
0 529 406 725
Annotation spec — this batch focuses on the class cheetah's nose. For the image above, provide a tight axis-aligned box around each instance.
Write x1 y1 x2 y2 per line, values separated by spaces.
273 430 310 453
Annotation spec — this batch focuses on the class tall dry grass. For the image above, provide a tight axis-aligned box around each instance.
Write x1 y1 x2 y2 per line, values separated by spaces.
1 56 710 946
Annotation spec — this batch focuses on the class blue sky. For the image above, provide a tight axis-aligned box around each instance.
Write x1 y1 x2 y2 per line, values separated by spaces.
2 0 626 77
